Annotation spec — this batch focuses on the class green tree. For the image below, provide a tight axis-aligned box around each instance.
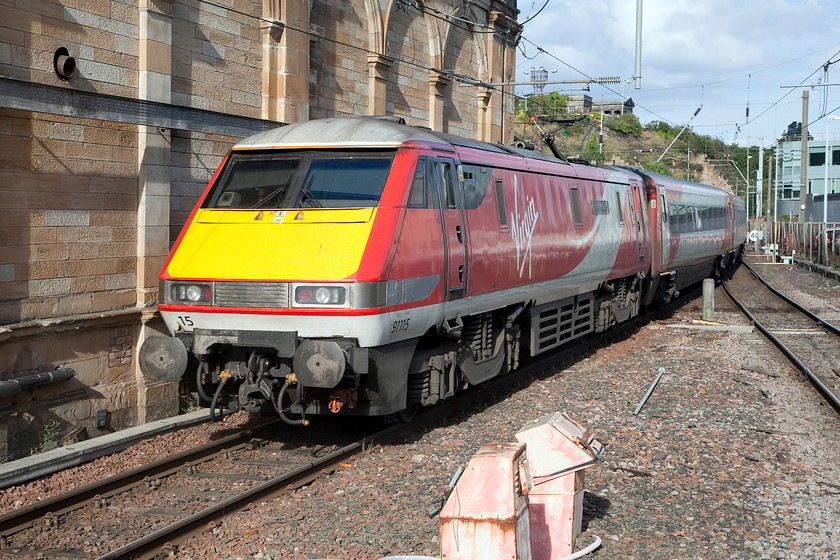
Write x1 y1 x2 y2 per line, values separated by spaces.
612 113 642 137
639 159 672 176
515 92 568 116
780 121 811 141
542 92 568 114
581 137 605 162
782 121 801 140
647 120 675 140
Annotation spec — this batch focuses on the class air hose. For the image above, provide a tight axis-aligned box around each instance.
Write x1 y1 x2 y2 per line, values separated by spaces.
276 376 309 426
209 377 227 422
196 360 213 402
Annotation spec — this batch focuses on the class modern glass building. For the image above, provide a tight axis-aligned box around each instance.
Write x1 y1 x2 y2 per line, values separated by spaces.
776 137 840 222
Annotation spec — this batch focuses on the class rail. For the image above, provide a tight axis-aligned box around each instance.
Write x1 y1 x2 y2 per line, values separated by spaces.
0 420 281 538
722 263 840 412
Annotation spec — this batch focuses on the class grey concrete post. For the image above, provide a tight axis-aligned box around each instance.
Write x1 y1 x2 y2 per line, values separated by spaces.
702 278 715 322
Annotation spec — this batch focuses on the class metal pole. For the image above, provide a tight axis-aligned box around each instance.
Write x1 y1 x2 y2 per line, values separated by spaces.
825 116 831 225
634 0 643 90
633 368 666 416
774 139 780 224
657 106 701 162
824 117 831 263
768 142 776 260
757 139 764 219
747 151 751 222
801 90 809 223
687 137 690 179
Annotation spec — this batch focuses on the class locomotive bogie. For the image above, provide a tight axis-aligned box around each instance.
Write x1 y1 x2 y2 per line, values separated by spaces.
145 117 747 424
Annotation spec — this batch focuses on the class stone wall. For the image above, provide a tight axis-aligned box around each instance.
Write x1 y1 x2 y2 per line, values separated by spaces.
170 1 262 117
0 0 519 461
0 109 138 326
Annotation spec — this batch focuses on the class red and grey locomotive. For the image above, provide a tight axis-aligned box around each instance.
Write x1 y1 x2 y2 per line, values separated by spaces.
141 117 746 424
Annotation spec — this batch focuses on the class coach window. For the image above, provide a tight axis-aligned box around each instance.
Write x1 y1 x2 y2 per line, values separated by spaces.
495 178 509 232
677 204 688 233
570 187 583 226
615 192 623 225
462 165 491 209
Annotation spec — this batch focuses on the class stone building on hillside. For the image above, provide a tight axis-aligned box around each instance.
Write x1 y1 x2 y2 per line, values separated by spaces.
0 0 520 460
566 94 634 116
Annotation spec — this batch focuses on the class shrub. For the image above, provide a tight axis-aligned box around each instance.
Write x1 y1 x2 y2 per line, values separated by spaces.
612 113 642 137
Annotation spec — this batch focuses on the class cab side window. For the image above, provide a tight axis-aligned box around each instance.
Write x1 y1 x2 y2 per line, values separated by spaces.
439 160 459 209
407 156 438 209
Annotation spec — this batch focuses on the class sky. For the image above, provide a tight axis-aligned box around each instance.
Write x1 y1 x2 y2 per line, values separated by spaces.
514 0 840 148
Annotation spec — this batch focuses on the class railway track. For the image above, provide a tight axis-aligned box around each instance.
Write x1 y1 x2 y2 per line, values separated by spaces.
723 261 840 412
0 418 370 559
0 287 703 560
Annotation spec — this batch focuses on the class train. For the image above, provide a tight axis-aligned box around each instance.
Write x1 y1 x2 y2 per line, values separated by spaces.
140 117 747 424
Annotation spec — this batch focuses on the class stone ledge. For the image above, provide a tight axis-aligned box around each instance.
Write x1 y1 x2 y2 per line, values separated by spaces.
0 409 209 489
0 306 150 343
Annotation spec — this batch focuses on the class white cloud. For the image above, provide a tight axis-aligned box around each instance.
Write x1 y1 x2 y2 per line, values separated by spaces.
515 0 840 144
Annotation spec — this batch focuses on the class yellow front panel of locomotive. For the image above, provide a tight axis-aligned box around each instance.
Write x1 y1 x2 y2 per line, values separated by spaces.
166 208 377 280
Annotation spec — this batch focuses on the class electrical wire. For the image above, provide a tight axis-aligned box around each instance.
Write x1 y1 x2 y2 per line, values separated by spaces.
192 0 498 88
193 0 825 144
643 43 840 93
401 0 515 35
748 48 840 127
518 0 550 28
517 36 678 126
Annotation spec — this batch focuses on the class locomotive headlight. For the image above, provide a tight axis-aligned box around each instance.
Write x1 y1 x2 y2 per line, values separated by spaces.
164 281 213 305
185 285 203 302
292 284 349 307
315 287 332 304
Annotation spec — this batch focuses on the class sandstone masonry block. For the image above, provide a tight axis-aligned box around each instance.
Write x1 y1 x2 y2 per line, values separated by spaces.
44 209 90 227
0 264 14 283
104 272 136 290
28 278 71 297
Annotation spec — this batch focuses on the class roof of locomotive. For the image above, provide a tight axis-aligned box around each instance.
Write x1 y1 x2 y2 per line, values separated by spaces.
233 117 568 165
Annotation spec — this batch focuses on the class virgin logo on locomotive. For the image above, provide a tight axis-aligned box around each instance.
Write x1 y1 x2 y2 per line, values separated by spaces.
510 177 539 279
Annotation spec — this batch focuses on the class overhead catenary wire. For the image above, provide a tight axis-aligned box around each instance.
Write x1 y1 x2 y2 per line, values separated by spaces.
749 47 840 127
644 43 840 93
517 36 678 127
192 0 674 123
192 0 501 90
194 0 839 152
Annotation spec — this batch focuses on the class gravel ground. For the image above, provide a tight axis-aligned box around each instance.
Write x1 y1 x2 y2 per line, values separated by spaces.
2 258 839 560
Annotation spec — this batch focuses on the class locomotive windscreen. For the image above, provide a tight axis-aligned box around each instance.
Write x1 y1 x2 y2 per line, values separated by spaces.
202 150 396 209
